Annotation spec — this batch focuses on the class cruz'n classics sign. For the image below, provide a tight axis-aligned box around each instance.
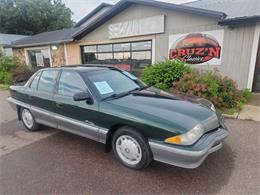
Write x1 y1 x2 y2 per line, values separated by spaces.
169 30 224 65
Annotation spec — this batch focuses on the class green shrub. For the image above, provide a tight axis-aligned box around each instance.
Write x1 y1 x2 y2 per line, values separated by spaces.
0 53 35 85
173 69 245 109
141 60 191 90
10 64 36 84
0 71 12 85
241 88 252 103
0 54 18 84
0 55 18 72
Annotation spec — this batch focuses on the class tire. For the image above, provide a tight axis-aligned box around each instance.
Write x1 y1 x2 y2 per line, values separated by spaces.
20 107 40 131
112 126 152 170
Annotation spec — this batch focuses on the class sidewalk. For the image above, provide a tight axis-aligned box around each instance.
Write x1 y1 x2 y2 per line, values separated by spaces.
238 93 260 122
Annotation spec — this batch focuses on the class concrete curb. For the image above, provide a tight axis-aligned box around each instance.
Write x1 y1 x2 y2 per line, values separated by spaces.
222 113 239 119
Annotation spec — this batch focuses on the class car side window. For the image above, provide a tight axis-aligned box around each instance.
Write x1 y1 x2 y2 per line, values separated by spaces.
58 71 87 97
38 70 59 93
29 72 41 90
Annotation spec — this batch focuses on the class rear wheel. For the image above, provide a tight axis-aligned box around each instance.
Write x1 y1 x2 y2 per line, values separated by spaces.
112 126 152 170
20 108 40 131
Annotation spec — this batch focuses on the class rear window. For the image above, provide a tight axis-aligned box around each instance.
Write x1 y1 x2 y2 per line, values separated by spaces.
38 70 59 93
29 72 41 90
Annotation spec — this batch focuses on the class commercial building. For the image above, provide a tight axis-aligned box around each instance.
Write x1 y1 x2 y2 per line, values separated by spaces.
9 0 260 91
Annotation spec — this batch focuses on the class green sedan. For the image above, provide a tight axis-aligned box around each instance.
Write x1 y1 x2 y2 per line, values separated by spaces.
7 65 229 170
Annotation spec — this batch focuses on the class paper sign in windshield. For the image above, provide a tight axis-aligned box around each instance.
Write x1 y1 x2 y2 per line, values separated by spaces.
94 81 114 95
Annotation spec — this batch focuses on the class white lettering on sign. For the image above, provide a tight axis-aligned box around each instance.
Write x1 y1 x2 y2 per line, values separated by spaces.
108 15 165 39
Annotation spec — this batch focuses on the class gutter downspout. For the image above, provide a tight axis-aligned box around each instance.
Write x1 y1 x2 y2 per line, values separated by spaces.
247 24 260 90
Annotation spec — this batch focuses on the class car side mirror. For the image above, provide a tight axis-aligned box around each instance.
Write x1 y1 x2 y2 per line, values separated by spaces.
73 91 93 104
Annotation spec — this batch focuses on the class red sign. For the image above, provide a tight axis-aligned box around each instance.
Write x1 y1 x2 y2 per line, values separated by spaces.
112 64 131 71
169 32 222 64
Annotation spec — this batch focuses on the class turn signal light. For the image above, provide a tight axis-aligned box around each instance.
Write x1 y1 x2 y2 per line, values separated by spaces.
164 124 204 145
164 135 181 144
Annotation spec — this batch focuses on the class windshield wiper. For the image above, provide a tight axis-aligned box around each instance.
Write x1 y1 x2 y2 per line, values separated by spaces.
125 86 149 94
102 91 130 101
102 86 149 101
137 86 149 91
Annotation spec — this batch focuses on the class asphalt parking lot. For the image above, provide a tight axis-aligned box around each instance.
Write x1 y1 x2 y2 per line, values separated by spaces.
0 91 259 195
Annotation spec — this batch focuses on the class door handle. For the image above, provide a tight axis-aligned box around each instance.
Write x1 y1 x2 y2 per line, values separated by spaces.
28 94 33 100
55 102 63 108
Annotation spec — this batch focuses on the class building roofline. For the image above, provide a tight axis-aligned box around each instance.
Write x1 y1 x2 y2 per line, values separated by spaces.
73 0 226 40
182 0 202 5
218 15 260 26
8 39 73 48
74 3 113 27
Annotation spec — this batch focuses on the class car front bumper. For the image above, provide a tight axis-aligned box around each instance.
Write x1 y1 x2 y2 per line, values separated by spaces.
149 127 229 168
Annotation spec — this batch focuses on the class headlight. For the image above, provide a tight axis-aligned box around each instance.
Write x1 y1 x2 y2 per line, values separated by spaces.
164 124 204 145
210 103 216 112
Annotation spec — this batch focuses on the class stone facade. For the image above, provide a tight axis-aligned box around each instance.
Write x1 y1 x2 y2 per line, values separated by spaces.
13 45 66 68
13 48 26 65
51 44 65 67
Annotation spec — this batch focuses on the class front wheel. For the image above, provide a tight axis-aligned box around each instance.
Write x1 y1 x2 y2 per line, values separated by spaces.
112 127 152 170
20 108 40 131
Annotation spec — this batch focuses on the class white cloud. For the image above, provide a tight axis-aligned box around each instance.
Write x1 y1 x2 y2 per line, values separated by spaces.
62 0 195 22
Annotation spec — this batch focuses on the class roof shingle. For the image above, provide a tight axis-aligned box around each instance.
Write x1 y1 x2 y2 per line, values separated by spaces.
185 0 260 19
10 27 83 48
0 33 28 45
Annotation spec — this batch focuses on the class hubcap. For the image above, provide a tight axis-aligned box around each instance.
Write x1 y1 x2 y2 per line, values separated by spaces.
22 109 34 128
115 135 142 165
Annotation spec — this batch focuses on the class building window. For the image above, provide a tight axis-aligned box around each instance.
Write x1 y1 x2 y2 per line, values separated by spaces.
98 44 113 52
27 48 51 67
132 41 151 51
113 43 130 52
81 40 152 76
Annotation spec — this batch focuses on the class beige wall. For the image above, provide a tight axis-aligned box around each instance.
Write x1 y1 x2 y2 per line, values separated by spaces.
211 25 255 88
79 5 219 42
69 4 256 89
65 42 81 64
66 4 220 71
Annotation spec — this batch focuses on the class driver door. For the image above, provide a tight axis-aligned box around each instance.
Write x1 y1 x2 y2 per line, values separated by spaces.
53 70 99 141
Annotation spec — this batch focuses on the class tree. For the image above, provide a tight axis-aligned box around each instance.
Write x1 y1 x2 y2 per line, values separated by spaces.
0 0 74 35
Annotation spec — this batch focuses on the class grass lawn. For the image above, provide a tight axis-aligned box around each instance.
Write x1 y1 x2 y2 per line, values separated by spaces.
0 84 10 91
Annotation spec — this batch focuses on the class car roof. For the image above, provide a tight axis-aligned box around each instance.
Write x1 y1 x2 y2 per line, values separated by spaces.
41 64 119 73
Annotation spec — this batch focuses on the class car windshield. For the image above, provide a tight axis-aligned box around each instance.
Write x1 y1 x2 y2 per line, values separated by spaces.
84 69 147 99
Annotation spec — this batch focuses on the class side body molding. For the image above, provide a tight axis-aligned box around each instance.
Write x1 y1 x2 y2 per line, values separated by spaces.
7 97 108 144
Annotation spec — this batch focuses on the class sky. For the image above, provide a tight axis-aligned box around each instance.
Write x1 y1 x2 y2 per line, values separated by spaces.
62 0 195 22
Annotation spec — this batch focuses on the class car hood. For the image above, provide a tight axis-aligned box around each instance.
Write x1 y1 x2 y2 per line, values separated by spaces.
105 87 219 134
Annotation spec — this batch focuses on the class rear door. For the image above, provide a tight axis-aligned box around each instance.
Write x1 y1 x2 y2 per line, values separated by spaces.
23 71 41 106
53 70 100 141
31 69 59 128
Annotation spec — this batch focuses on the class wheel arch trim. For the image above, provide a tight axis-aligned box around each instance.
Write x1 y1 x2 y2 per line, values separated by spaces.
104 124 126 152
